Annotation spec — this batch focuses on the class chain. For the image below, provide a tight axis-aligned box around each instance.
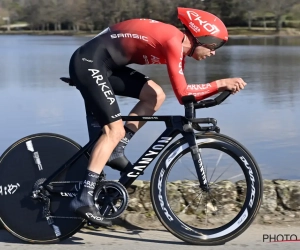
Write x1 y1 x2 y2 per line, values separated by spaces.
48 216 83 220
49 181 82 184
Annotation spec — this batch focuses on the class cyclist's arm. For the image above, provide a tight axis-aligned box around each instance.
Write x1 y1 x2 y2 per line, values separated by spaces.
163 37 218 104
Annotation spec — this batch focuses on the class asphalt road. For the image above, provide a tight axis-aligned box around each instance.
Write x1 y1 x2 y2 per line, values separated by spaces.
0 224 300 250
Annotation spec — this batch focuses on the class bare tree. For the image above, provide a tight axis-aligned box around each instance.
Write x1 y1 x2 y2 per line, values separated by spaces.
261 0 299 31
287 3 300 28
84 0 105 31
63 0 87 32
22 0 41 30
0 0 21 30
235 0 259 30
51 0 67 31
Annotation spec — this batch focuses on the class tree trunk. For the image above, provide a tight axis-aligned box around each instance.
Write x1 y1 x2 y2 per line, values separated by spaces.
275 15 282 32
7 17 11 31
89 23 94 32
247 12 252 30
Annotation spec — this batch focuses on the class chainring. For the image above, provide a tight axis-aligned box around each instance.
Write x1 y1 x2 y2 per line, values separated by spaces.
93 180 129 219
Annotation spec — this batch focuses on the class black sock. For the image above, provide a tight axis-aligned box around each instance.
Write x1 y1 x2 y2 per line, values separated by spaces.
70 170 99 211
108 126 135 162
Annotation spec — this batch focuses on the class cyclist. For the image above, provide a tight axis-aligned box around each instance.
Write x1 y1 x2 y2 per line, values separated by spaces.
69 7 247 227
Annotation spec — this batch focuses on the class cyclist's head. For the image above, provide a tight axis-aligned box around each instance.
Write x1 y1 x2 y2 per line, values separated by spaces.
177 7 228 51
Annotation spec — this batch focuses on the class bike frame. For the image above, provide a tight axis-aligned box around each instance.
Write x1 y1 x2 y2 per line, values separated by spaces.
42 88 231 192
43 115 207 191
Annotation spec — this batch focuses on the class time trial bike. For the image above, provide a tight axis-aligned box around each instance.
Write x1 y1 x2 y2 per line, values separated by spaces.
0 77 262 245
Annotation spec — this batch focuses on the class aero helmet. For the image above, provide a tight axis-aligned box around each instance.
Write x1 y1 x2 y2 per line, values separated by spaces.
178 7 228 52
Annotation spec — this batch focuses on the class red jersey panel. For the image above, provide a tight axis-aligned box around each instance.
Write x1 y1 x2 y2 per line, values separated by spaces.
97 19 218 104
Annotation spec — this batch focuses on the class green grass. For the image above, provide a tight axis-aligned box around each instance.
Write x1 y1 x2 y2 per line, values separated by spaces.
228 27 300 36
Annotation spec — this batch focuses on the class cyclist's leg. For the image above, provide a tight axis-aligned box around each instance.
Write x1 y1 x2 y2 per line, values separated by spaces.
109 66 166 131
68 47 124 225
105 67 166 169
127 79 166 130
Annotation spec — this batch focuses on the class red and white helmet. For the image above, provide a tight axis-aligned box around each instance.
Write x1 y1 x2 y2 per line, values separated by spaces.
178 7 228 50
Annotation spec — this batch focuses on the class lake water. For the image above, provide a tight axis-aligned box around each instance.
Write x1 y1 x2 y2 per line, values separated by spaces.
0 35 300 180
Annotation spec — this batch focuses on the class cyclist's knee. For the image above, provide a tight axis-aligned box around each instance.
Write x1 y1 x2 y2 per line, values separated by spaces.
140 80 166 110
155 84 166 105
102 120 125 144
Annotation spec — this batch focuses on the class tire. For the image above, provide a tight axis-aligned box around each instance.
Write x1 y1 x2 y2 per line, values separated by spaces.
0 133 89 243
150 133 263 245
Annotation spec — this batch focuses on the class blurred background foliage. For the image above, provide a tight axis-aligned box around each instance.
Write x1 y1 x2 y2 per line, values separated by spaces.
0 0 299 32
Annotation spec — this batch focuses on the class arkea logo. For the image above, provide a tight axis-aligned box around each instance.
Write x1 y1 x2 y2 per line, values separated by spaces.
187 83 212 90
189 21 200 33
88 69 115 105
263 234 300 243
83 180 96 189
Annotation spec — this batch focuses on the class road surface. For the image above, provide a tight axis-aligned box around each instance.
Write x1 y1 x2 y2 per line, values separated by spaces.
0 223 300 250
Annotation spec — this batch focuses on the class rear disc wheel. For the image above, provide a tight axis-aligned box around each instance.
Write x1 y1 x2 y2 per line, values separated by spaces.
0 133 89 243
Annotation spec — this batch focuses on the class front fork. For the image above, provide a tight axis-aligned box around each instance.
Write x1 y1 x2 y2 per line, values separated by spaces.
183 102 209 191
183 131 209 191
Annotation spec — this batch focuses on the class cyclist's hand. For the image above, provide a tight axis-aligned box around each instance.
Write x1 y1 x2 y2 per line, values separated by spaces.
216 78 247 94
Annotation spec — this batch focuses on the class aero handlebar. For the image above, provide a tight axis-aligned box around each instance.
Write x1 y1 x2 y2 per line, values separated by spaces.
194 90 231 109
183 91 231 119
